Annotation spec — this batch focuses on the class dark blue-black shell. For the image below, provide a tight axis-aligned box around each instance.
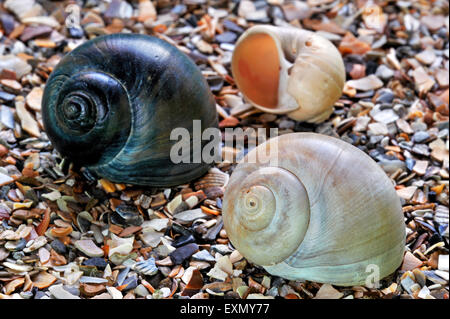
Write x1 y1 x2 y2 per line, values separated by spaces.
42 33 218 186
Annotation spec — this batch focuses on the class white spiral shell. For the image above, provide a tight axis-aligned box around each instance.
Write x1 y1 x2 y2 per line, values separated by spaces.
223 133 406 286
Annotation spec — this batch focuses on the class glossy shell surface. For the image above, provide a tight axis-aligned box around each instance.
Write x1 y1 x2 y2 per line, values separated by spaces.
223 133 406 286
42 34 218 186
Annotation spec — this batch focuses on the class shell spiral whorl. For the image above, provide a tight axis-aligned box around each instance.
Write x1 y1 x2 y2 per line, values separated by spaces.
45 70 131 166
42 33 218 186
223 133 406 286
224 166 310 266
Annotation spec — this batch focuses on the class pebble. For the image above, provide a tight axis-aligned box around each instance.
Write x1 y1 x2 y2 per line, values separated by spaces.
412 131 430 143
74 239 104 258
50 239 67 255
82 257 108 270
412 269 427 287
375 90 395 104
106 286 123 299
314 284 344 299
144 218 170 232
401 275 416 294
25 87 43 112
135 284 150 297
368 122 389 135
375 64 395 80
114 204 144 226
438 255 449 271
0 55 32 79
397 186 418 200
166 194 188 215
5 238 27 251
346 75 384 91
372 109 399 124
133 257 158 276
79 276 108 284
169 243 199 264
192 249 215 262
15 98 41 137
173 234 196 248
173 208 208 223
422 270 448 285
48 284 81 299
216 31 237 44
20 25 53 42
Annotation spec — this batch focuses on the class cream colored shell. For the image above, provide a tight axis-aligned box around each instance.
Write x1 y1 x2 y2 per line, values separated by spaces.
223 133 406 286
231 25 346 123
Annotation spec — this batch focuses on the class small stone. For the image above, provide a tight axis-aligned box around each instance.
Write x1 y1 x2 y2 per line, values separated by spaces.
144 218 170 232
139 229 163 248
173 234 196 248
50 239 67 255
413 67 435 94
397 186 418 200
82 257 108 270
79 277 108 284
108 234 134 257
429 139 449 162
133 257 158 276
422 270 448 285
48 284 80 299
1 79 21 92
173 208 208 223
396 119 414 134
15 98 40 137
216 255 233 275
412 160 428 176
415 47 436 65
192 249 215 262
206 264 229 281
216 31 237 44
373 109 399 124
169 243 199 264
135 284 150 297
137 0 156 23
418 286 431 299
368 122 389 135
401 275 416 294
25 87 43 112
106 286 123 299
438 255 449 271
80 283 106 297
0 55 32 79
412 269 427 287
32 271 57 289
75 239 104 257
23 236 47 253
99 179 116 193
114 204 144 226
119 226 142 238
421 15 447 31
401 251 423 271
314 284 343 299
375 64 394 80
412 131 430 143
19 25 53 42
346 75 383 91
5 238 27 251
167 194 188 215
0 172 14 186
